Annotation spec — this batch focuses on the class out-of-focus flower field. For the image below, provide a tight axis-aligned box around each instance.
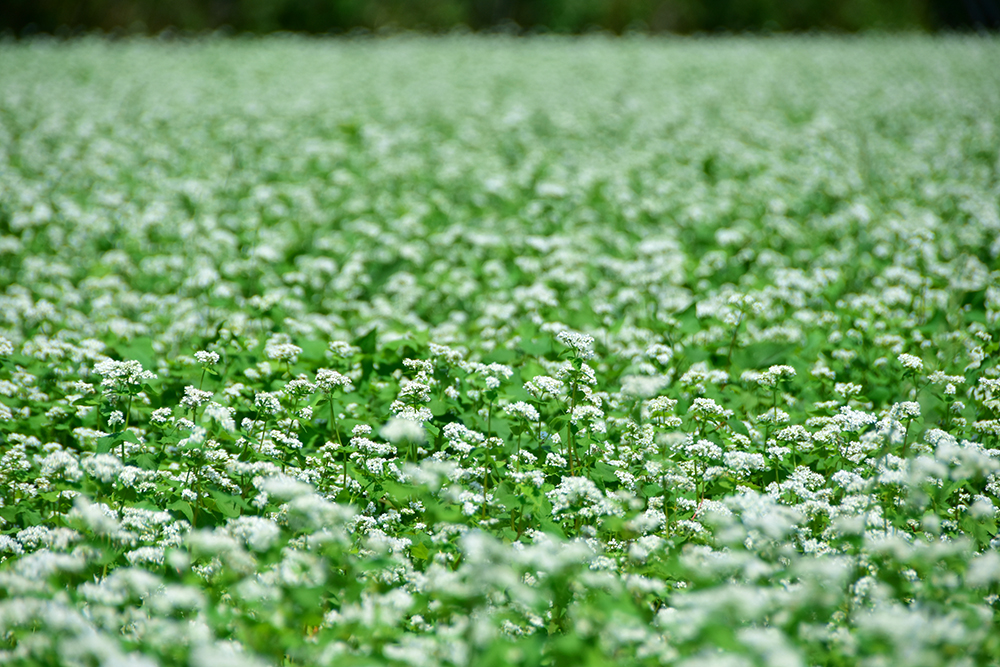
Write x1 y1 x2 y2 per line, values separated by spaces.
1 35 1000 666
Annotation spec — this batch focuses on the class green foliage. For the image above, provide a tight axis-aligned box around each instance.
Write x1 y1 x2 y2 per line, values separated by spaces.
0 0 954 35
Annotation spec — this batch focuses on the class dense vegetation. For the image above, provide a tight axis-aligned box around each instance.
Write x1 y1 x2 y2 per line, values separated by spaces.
3 0 990 36
1 35 1000 666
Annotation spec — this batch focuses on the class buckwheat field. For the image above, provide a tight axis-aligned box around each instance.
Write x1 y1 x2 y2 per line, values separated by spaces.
1 35 1000 666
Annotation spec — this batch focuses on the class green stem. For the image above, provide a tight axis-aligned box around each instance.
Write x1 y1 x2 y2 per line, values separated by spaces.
121 393 133 460
192 483 201 527
329 396 347 491
663 486 671 538
516 428 522 472
536 402 544 449
568 384 577 476
256 418 268 455
725 310 744 370
697 461 704 503
766 389 777 466
482 456 489 521
243 408 262 458
283 399 297 439
483 400 494 519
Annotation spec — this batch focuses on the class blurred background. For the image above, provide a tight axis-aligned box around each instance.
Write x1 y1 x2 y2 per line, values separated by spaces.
3 0 999 35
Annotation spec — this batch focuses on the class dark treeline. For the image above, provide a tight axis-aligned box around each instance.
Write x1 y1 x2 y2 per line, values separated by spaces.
4 0 999 36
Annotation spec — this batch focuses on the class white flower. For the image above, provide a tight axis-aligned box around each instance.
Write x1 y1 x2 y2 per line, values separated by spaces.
254 391 282 415
381 418 426 443
570 404 604 424
126 546 165 565
204 402 236 432
525 375 565 398
811 360 836 380
966 551 1000 588
834 382 863 398
390 404 433 423
328 340 360 358
477 362 514 383
150 407 173 425
927 370 964 385
897 353 924 371
265 338 302 363
682 438 723 460
504 401 540 422
775 425 810 442
191 642 270 667
621 374 670 398
834 406 876 432
257 474 313 500
81 454 123 484
227 516 281 551
751 365 797 388
724 451 768 473
556 330 596 359
194 350 220 366
282 377 316 398
397 380 432 403
181 385 213 409
646 343 674 365
316 368 354 392
690 397 734 419
547 476 621 518
93 359 156 392
545 453 567 468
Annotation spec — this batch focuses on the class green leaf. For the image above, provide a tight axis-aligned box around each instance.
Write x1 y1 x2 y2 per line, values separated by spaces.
428 398 450 417
733 342 794 369
207 488 246 518
355 328 378 355
726 417 748 435
593 461 620 484
134 453 157 470
519 336 551 357
298 339 328 362
113 336 157 370
495 487 523 512
96 434 118 454
167 500 195 523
